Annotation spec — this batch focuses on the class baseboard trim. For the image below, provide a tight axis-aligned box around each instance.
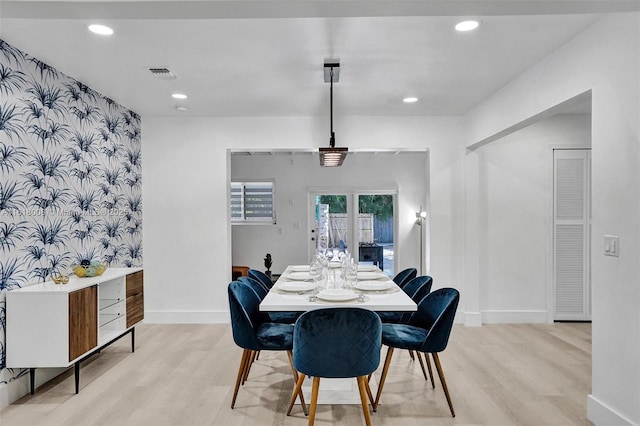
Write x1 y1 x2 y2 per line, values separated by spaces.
0 367 66 411
144 309 549 325
464 311 483 327
587 394 635 426
144 310 230 324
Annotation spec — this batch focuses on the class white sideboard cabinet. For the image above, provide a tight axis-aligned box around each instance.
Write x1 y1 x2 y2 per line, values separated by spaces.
6 267 143 394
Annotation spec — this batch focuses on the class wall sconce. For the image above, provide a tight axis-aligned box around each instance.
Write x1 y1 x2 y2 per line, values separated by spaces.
415 206 427 225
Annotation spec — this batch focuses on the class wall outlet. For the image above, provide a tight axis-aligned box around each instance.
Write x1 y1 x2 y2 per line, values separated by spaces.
604 235 619 257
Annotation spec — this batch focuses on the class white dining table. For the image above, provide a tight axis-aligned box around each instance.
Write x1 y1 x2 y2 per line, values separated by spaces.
259 264 417 405
260 265 417 313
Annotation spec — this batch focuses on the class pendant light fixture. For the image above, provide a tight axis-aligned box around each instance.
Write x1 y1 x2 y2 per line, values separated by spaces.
319 62 348 167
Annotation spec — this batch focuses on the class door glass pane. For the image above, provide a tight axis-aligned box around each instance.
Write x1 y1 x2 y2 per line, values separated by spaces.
358 194 394 276
315 195 348 260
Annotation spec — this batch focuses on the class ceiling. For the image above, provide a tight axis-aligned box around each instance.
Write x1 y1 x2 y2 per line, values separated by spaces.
0 1 637 118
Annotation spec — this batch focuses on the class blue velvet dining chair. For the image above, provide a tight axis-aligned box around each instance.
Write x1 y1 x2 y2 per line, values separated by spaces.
392 268 417 288
376 275 434 383
286 308 382 426
227 280 307 414
377 275 433 324
372 287 459 416
238 275 269 294
237 276 302 324
248 269 274 289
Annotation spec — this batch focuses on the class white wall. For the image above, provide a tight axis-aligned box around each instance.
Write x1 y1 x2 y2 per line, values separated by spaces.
463 13 639 425
230 151 428 275
142 115 463 323
477 114 591 323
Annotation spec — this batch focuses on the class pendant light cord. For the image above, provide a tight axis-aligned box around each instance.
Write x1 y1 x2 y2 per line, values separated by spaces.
329 67 335 148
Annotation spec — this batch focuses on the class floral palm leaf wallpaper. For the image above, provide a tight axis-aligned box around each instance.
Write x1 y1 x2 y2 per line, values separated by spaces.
0 39 142 384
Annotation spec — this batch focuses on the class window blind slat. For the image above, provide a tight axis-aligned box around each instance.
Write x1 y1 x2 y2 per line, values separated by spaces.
230 181 275 224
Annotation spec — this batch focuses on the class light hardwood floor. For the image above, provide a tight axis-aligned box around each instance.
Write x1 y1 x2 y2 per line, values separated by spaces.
0 322 592 426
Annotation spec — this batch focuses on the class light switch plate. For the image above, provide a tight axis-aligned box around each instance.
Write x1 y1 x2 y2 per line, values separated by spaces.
604 235 619 257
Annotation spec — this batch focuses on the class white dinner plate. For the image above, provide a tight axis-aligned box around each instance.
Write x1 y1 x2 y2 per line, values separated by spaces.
357 264 379 272
354 281 394 291
278 281 316 292
316 289 358 302
357 271 386 280
286 271 313 281
289 265 310 272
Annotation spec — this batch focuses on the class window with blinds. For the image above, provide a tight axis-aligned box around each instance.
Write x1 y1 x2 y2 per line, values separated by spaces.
230 181 275 224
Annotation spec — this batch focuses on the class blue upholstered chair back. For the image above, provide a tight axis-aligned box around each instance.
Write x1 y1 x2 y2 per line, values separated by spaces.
238 276 302 325
393 268 417 287
248 269 274 289
408 287 459 353
293 308 382 378
228 280 270 350
395 275 433 324
237 276 268 299
401 275 433 302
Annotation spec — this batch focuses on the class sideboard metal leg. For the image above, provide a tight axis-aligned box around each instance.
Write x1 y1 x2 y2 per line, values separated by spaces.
131 327 135 353
74 362 80 394
30 368 36 395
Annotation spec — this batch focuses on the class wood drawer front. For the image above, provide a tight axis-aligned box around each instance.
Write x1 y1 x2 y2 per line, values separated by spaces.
126 271 144 327
126 270 143 298
69 286 98 361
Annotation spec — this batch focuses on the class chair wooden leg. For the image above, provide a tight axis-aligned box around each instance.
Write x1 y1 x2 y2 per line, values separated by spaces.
416 351 429 381
308 377 320 426
241 350 255 384
408 349 415 360
287 374 306 416
373 346 395 412
432 352 455 417
287 350 308 416
357 376 373 426
364 376 375 406
426 352 435 388
231 349 251 408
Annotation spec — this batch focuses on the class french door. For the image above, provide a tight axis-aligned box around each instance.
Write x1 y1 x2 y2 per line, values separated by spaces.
308 191 396 276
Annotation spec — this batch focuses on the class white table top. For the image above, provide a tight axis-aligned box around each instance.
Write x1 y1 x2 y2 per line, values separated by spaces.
260 265 417 312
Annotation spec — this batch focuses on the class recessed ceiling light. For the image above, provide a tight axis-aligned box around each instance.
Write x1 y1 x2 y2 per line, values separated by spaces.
175 106 188 112
171 93 188 100
455 20 479 32
403 97 418 103
88 24 114 35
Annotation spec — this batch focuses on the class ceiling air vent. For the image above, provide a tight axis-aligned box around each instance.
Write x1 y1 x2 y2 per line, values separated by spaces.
149 67 177 80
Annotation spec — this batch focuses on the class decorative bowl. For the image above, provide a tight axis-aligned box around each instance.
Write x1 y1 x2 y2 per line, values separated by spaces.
51 274 69 284
72 261 108 278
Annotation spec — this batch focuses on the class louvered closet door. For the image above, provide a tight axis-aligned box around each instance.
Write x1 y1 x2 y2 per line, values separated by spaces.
554 149 591 321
